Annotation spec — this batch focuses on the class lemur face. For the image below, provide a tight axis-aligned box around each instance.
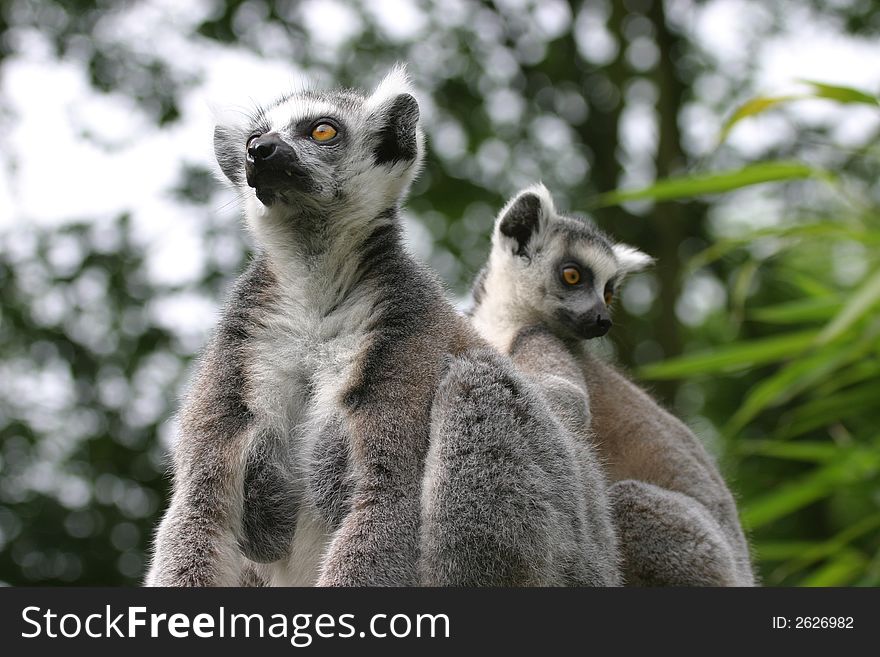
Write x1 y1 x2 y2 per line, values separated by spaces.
490 184 652 341
213 67 424 220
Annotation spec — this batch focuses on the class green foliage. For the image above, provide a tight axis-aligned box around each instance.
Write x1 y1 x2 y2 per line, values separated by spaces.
594 161 824 207
719 81 880 143
634 84 880 585
1 220 175 584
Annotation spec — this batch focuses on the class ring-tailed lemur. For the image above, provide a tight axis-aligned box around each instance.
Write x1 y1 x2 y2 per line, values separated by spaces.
146 71 619 586
469 183 755 586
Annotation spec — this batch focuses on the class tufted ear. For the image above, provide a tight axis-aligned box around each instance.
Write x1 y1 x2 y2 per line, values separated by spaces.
495 183 555 257
366 64 414 109
214 124 247 185
371 93 420 165
611 243 654 274
212 103 253 186
368 66 421 165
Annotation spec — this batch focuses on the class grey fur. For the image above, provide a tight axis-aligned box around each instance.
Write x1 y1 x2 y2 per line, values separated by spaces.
419 341 620 586
471 184 755 586
240 426 300 563
147 72 618 587
306 414 355 531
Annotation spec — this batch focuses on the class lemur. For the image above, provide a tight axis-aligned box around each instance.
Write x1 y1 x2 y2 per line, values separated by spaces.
146 71 619 586
469 183 755 586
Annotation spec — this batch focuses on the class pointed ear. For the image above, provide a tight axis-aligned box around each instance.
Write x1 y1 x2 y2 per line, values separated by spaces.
212 103 252 186
612 243 654 274
368 67 421 165
495 184 555 257
371 93 420 164
213 124 248 185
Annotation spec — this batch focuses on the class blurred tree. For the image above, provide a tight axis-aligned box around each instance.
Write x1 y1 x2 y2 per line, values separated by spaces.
2 218 179 583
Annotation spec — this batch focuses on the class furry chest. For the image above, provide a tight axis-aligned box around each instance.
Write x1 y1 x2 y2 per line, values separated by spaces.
246 309 367 432
239 312 367 581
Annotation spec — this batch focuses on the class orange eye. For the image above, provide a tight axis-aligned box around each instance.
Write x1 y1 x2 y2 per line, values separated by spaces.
604 289 614 305
311 123 337 142
562 266 581 286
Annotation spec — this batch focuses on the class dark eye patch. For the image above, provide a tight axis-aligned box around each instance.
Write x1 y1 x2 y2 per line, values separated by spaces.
558 258 594 288
292 116 344 140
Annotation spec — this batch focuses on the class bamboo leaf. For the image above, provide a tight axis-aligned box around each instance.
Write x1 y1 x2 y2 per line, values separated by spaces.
687 224 875 273
741 449 880 529
638 330 817 380
800 550 866 587
781 271 838 299
718 82 878 145
815 360 880 397
815 267 880 345
754 541 819 561
593 162 822 208
719 95 802 143
800 80 880 107
725 341 864 434
775 385 880 440
732 260 759 321
750 297 842 325
775 513 880 580
735 440 842 462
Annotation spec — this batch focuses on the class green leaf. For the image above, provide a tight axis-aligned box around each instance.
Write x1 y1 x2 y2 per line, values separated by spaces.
815 360 880 398
754 541 820 561
800 550 866 587
685 223 871 273
774 513 880 580
735 440 842 463
781 271 838 299
719 95 802 143
724 340 865 434
741 449 880 529
776 384 880 440
800 80 880 107
717 82 879 145
732 261 759 321
815 267 880 345
593 162 823 208
750 297 842 325
638 329 817 380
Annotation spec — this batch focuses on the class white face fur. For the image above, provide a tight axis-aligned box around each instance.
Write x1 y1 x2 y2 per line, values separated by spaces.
471 183 653 351
213 67 425 254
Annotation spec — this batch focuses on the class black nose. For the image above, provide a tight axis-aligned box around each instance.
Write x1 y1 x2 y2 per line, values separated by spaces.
582 312 612 339
247 133 284 164
245 132 306 197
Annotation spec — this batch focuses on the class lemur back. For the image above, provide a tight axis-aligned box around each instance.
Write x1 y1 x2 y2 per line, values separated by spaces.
470 184 755 586
420 334 620 586
146 72 619 587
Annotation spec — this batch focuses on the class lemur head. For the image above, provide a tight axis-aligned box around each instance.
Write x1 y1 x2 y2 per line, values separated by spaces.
471 183 652 349
213 66 424 243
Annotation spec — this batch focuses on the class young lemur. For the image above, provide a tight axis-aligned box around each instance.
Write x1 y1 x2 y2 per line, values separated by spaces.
146 71 619 586
470 184 755 586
